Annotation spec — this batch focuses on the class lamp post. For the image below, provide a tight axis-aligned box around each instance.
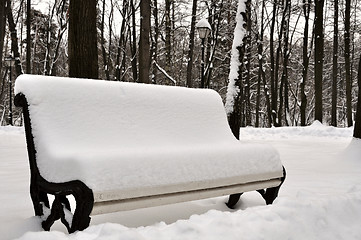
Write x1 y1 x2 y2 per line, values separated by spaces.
4 55 16 126
196 19 211 88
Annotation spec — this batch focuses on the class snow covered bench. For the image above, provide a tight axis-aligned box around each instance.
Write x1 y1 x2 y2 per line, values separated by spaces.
14 75 286 233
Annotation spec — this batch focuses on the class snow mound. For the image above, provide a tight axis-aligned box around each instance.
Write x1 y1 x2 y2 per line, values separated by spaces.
0 126 24 135
241 121 353 140
16 191 361 240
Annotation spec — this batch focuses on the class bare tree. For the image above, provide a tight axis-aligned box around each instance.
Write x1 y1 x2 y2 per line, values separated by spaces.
354 56 361 138
226 0 249 139
68 0 98 79
344 0 352 127
151 0 160 84
269 0 278 126
243 0 252 126
26 0 31 74
300 0 311 126
6 0 23 76
100 0 110 80
278 0 291 126
139 0 151 83
331 0 338 126
115 0 130 81
314 0 324 122
255 0 271 127
186 0 197 88
130 0 138 82
165 0 172 74
0 0 5 72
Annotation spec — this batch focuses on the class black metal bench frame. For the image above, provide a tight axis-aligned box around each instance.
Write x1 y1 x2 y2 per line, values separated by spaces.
15 93 286 233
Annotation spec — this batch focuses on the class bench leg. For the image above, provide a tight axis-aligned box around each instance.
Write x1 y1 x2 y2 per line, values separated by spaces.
226 193 243 209
259 166 286 205
42 196 71 231
31 179 94 233
68 184 94 233
42 193 93 233
226 166 286 208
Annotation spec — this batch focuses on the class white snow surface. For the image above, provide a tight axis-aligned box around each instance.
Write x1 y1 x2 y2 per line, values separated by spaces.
1 122 361 239
14 75 282 197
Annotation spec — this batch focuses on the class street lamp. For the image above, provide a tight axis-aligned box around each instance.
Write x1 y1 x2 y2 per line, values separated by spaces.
4 55 16 126
196 18 211 88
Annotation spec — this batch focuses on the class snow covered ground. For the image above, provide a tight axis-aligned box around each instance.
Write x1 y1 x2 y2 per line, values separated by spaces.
1 122 361 240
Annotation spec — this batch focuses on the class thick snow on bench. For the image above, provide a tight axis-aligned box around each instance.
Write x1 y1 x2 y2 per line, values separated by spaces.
15 75 282 200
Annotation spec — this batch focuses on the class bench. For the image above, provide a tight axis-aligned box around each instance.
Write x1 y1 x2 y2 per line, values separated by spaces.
14 74 286 233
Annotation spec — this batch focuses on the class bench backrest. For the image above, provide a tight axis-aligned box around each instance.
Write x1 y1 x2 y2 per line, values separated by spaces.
15 75 237 152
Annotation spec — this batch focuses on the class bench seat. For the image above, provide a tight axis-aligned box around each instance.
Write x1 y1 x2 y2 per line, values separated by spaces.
14 75 285 232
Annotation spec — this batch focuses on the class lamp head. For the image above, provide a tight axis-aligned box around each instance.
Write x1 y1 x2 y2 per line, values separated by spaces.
196 19 212 39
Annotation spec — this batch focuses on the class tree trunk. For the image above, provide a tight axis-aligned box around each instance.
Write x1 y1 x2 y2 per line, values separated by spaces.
68 0 98 79
115 0 128 81
314 0 324 123
186 0 197 88
269 0 277 126
258 0 271 128
225 0 249 139
228 44 244 139
344 0 352 127
26 0 31 74
151 0 159 84
130 0 138 82
139 0 151 84
49 0 68 76
331 0 338 127
101 0 110 80
6 0 23 76
277 0 291 126
300 0 310 126
0 0 6 73
43 3 57 76
353 56 361 138
165 0 172 74
244 0 251 126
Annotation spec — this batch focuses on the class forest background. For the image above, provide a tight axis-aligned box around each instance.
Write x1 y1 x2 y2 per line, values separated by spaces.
0 0 360 129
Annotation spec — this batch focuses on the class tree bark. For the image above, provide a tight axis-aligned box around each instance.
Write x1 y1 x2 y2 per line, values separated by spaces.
269 0 277 126
26 0 31 74
228 45 244 139
345 0 353 127
244 0 251 126
257 0 271 127
151 0 159 84
115 0 128 81
101 0 110 80
278 0 291 126
354 56 361 138
6 0 23 76
165 0 172 74
301 0 312 126
226 0 249 139
139 0 151 84
130 0 138 82
68 0 98 79
0 0 6 72
314 0 324 123
186 0 197 88
331 0 338 126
